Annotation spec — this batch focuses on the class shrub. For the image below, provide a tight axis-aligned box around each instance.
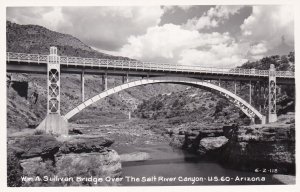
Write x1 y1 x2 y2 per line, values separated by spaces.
7 152 23 187
33 129 45 135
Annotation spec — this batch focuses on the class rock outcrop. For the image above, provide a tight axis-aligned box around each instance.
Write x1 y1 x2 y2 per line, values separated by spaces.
8 134 122 186
198 136 228 155
120 152 150 162
168 114 295 176
220 119 295 175
8 134 61 160
169 125 227 155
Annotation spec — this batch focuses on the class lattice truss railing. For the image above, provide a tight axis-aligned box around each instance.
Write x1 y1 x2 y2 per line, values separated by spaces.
7 52 295 78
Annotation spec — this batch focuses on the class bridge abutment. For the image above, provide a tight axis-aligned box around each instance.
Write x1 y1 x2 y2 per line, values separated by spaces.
36 114 68 135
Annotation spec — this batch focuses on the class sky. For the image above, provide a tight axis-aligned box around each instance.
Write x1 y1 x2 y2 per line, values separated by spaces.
7 5 294 68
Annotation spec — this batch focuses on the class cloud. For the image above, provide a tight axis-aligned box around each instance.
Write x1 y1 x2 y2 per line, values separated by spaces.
179 48 248 68
7 7 63 30
178 42 248 68
119 24 246 67
241 5 294 52
207 5 244 19
163 5 194 13
184 5 244 30
6 5 293 65
249 42 268 55
185 15 218 30
57 7 164 51
7 6 164 51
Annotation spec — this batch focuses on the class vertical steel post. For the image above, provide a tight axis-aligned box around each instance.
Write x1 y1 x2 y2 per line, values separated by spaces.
37 46 68 135
81 70 85 102
249 80 252 105
102 73 108 91
47 47 60 114
268 64 277 122
234 80 237 94
104 72 108 90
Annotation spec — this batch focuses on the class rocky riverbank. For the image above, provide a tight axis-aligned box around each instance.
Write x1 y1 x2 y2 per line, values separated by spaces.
169 113 295 176
221 114 295 175
7 132 122 187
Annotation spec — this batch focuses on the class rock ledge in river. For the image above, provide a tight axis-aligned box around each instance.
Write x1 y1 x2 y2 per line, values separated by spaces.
199 136 229 151
120 152 150 162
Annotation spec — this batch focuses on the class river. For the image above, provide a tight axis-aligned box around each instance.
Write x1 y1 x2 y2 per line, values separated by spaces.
76 121 284 186
118 143 282 186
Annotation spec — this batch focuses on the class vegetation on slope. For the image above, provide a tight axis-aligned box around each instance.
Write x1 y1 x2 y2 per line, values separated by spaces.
134 52 295 126
7 21 132 60
6 21 187 131
240 52 294 71
6 20 295 132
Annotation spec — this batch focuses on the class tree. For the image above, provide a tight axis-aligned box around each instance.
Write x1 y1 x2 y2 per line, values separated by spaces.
288 51 294 63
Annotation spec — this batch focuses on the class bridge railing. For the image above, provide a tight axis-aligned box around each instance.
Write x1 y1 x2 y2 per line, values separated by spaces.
7 52 295 78
7 52 48 63
275 70 295 77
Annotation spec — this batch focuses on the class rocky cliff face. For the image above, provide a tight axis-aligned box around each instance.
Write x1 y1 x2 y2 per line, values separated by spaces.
220 114 295 175
168 113 295 175
169 124 226 155
8 133 122 186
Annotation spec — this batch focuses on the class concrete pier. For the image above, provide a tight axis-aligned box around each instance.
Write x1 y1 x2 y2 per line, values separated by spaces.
36 114 68 135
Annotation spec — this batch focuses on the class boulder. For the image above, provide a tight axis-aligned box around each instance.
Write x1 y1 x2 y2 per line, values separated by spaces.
199 136 229 153
169 135 185 148
55 149 122 186
8 134 61 159
20 149 122 186
59 136 114 154
120 152 150 162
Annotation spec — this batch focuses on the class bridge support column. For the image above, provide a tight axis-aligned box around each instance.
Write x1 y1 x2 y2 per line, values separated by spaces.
81 70 85 102
122 73 129 84
102 73 107 90
36 47 68 135
234 80 236 94
268 64 277 123
249 80 252 105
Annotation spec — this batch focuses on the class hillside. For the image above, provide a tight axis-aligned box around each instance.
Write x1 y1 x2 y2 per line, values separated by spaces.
134 53 295 127
6 21 186 132
134 88 250 125
240 52 294 71
6 21 295 134
6 21 132 60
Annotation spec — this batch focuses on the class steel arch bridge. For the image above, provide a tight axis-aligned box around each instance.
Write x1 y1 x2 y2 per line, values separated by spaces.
64 76 265 123
7 47 295 135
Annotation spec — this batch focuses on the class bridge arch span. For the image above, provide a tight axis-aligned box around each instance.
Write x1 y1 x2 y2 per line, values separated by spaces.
64 76 266 124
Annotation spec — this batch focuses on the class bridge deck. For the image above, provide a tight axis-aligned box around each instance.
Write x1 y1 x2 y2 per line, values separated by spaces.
6 52 295 82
